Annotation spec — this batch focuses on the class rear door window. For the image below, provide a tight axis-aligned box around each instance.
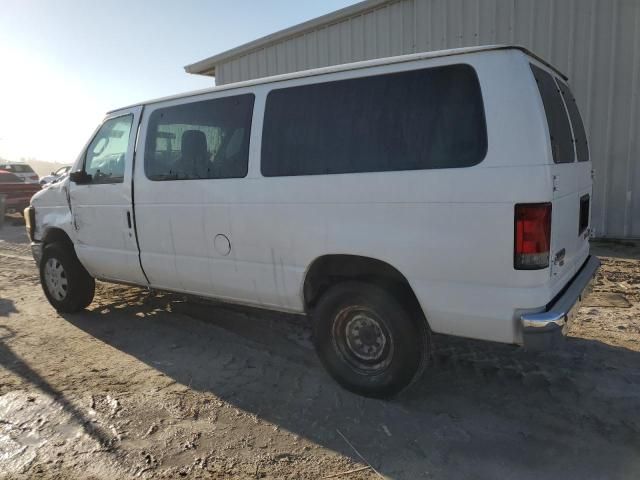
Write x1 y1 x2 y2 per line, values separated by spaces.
556 80 589 162
144 94 255 181
530 64 574 164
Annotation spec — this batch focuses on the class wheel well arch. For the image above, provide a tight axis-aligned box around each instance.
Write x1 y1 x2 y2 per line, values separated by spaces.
41 227 74 250
303 254 425 317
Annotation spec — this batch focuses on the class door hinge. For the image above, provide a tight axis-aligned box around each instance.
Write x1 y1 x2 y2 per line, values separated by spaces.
552 175 559 192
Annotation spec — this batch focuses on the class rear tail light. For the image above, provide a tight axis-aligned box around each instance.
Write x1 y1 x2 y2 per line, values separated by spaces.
514 203 552 270
30 175 38 181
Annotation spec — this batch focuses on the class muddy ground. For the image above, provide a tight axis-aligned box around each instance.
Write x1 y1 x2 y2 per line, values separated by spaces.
0 221 639 479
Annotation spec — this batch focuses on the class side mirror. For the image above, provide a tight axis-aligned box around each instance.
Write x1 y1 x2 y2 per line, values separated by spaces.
69 170 92 184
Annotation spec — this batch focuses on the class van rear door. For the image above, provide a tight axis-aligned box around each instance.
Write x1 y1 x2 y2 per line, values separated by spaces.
530 64 592 286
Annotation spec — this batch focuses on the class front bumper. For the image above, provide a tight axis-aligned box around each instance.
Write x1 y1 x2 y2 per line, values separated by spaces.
31 241 43 266
521 255 600 351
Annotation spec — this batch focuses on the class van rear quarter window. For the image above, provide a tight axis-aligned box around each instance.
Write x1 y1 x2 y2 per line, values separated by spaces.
530 64 575 164
144 94 254 181
261 64 487 177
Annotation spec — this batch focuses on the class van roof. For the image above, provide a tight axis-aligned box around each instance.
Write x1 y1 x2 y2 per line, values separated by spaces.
109 45 567 114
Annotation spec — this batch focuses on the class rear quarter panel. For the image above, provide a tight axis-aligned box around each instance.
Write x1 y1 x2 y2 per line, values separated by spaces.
235 50 555 344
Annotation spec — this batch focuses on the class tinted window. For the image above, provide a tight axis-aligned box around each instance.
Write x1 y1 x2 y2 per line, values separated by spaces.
1 164 34 173
530 64 574 163
261 64 487 177
85 115 133 184
0 171 22 182
144 94 254 181
557 80 589 162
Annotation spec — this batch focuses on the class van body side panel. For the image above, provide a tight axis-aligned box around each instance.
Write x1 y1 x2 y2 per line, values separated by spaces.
133 91 282 306
129 50 586 345
227 168 553 343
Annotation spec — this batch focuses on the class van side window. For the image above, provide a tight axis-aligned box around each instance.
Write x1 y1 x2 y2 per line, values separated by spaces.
556 80 589 163
144 94 254 181
84 115 133 184
530 64 575 164
261 64 487 177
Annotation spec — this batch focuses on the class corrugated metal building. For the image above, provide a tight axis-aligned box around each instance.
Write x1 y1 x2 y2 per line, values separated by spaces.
185 0 640 239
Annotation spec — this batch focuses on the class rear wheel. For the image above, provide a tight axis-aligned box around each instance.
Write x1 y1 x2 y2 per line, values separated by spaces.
313 281 430 398
40 242 95 313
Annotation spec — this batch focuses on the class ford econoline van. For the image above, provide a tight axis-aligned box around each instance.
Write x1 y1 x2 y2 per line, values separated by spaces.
25 45 599 397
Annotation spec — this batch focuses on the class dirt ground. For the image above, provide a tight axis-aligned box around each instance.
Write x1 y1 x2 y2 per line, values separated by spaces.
0 220 639 479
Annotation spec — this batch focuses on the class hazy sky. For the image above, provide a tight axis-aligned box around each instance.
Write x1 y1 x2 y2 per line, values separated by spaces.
0 0 356 164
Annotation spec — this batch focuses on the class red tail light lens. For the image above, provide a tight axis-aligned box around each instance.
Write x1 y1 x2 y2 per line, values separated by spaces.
30 175 38 181
514 203 551 270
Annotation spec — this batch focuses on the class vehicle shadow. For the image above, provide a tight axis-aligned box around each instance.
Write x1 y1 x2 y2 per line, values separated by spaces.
0 324 114 447
60 285 640 479
0 297 18 317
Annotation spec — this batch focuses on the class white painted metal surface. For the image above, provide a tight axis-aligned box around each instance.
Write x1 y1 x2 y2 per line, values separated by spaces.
70 106 146 285
186 0 640 239
32 48 594 345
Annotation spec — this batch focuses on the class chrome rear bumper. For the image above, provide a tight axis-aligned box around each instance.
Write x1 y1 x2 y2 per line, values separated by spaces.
521 255 600 350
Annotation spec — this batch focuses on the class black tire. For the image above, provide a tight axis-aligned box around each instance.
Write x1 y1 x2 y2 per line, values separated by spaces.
312 281 431 398
40 242 95 313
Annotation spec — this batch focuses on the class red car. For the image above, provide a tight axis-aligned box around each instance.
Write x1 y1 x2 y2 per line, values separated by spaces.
0 169 41 214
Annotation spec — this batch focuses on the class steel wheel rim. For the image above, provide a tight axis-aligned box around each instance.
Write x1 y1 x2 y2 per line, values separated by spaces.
332 305 394 375
44 257 68 301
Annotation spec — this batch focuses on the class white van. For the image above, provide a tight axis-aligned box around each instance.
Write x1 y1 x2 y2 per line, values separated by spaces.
25 45 599 397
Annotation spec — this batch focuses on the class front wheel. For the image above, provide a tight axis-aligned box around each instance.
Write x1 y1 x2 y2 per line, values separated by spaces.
312 282 430 398
40 242 95 313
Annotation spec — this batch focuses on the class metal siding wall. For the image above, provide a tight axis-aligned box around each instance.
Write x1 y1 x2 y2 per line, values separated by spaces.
214 0 640 238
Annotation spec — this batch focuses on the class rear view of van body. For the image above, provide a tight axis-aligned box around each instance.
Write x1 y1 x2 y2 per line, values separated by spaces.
27 45 599 397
